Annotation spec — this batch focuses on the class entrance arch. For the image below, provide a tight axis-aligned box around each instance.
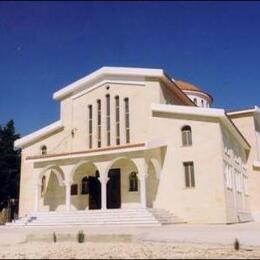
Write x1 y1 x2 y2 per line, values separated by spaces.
106 158 140 209
71 161 101 210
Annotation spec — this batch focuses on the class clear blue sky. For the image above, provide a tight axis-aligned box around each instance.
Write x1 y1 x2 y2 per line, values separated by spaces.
1 1 260 136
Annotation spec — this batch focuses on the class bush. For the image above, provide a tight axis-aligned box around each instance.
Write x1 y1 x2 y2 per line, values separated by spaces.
53 232 57 243
234 238 240 251
77 230 85 243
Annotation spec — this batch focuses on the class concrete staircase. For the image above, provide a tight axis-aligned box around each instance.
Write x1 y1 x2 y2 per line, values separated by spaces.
148 208 186 225
6 208 185 227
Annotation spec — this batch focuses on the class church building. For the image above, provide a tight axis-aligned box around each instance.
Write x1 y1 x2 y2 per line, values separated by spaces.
12 67 260 226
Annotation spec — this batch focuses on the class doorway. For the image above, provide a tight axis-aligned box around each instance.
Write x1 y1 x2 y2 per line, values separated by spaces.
107 169 121 209
88 176 101 210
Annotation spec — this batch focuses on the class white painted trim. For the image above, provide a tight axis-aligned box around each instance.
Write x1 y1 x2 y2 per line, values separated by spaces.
151 103 250 150
53 67 164 101
151 103 224 118
26 142 166 163
14 121 63 148
227 108 256 116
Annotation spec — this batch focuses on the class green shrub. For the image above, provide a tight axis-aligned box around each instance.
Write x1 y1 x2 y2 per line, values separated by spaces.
53 232 57 243
77 230 85 243
234 238 240 251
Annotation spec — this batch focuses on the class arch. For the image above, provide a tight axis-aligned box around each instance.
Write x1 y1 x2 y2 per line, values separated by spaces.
106 157 140 209
70 160 99 177
104 156 129 177
38 164 65 187
71 160 100 210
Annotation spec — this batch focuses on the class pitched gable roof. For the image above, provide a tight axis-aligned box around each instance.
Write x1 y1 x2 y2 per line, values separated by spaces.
53 66 194 106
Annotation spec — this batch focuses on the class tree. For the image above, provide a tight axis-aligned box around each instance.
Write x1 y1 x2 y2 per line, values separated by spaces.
0 120 21 210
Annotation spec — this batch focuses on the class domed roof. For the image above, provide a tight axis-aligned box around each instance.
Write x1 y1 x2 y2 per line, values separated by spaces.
174 80 201 92
174 79 213 103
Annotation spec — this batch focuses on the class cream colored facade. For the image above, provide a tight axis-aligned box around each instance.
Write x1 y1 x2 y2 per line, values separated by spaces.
15 67 253 224
227 108 260 220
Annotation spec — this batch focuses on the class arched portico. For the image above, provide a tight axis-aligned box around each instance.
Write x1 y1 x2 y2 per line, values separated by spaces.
105 157 140 209
70 161 101 210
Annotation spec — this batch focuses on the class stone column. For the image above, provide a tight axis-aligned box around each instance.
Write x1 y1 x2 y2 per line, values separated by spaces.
34 175 41 213
133 158 148 208
63 165 74 211
96 162 109 211
64 181 72 211
140 172 147 208
100 175 108 210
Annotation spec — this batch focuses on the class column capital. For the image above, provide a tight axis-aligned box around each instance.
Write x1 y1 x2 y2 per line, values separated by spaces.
63 180 72 186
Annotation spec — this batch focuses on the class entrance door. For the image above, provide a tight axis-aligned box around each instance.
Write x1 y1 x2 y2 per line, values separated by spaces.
88 177 101 210
107 169 121 209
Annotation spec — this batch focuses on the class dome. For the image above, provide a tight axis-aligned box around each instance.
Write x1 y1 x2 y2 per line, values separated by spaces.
174 80 213 107
175 80 202 92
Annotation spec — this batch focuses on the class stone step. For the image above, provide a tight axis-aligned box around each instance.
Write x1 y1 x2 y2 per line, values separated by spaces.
27 217 159 223
6 208 185 227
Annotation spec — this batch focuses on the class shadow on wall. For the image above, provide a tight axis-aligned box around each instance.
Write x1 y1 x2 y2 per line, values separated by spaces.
147 161 159 208
44 172 65 211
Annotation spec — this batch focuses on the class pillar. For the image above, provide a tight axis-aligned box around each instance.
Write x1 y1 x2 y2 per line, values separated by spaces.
100 175 108 210
64 181 71 211
63 165 74 211
133 158 148 209
34 173 41 213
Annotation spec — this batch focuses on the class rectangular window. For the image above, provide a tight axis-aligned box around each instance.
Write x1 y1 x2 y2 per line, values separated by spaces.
124 98 130 143
115 96 120 145
183 162 195 188
106 95 111 146
88 105 92 149
97 100 101 148
71 184 78 196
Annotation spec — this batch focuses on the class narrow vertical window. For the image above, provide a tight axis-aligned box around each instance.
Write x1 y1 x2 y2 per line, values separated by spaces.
201 100 204 107
88 105 93 149
129 172 138 191
106 95 111 146
194 98 197 105
124 98 130 144
183 162 195 188
181 126 192 146
115 96 120 145
97 100 101 148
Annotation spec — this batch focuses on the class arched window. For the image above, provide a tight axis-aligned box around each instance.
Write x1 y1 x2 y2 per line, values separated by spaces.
193 98 197 105
41 176 46 195
201 100 204 107
41 145 47 155
181 125 192 146
81 177 89 194
129 172 138 192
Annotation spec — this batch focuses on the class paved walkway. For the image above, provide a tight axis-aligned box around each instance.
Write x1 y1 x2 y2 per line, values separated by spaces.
1 221 260 246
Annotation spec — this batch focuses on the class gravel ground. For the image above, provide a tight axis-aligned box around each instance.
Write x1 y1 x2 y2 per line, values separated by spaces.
0 241 260 259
